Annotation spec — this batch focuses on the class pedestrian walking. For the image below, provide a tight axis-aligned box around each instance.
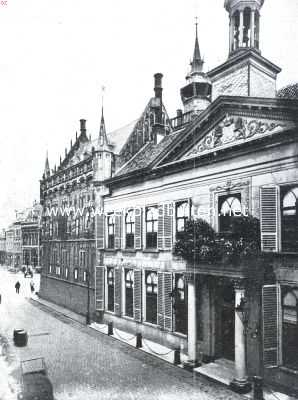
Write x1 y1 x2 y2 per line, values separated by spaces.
30 280 35 294
15 281 20 294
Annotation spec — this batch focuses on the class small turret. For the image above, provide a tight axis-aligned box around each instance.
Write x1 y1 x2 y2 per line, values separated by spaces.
180 19 211 114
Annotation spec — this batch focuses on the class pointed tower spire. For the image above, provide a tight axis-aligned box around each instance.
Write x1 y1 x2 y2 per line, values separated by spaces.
191 17 204 74
98 86 108 147
180 18 211 114
44 151 50 177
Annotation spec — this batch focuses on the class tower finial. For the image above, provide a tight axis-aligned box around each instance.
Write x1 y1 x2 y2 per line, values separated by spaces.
98 86 108 147
190 17 204 74
44 150 50 177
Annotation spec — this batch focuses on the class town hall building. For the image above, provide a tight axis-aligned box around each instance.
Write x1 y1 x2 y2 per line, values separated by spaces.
39 0 298 394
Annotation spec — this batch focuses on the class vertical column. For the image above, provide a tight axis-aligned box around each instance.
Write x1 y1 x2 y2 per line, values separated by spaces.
239 10 244 47
230 281 251 394
184 272 199 369
229 16 234 53
250 10 255 47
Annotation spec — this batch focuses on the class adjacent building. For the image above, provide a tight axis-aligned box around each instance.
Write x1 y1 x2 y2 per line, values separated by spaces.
39 0 298 394
0 229 6 265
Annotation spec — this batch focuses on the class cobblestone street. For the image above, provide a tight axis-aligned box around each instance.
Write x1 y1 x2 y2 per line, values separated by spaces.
0 268 248 400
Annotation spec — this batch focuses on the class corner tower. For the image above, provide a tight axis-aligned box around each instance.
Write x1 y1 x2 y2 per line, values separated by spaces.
180 21 211 114
208 0 281 101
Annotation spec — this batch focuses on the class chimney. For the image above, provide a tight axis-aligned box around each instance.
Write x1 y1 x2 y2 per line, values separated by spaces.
154 73 163 101
80 119 87 138
176 109 183 126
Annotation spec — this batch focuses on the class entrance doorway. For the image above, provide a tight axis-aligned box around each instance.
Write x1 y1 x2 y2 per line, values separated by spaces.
221 284 235 361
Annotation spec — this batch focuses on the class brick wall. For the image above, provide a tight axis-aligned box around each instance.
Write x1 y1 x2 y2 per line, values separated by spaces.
39 274 95 316
212 64 249 101
250 65 276 98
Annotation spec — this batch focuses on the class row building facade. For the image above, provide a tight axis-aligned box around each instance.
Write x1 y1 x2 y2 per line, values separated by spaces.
39 0 298 394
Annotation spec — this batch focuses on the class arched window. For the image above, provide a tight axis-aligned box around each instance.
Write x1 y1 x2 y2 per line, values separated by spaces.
219 194 242 232
146 207 158 248
125 210 135 249
145 271 158 324
243 7 251 47
125 269 134 317
282 187 298 251
176 201 190 234
282 288 298 369
107 267 115 312
232 11 240 51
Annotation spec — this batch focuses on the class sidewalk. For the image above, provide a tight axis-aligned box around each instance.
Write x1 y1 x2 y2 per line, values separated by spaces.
29 295 297 400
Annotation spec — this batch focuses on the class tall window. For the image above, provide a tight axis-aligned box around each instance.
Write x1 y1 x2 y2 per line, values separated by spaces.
219 194 241 232
282 288 298 370
146 207 158 248
282 187 298 252
125 269 134 317
107 267 115 312
174 274 187 335
176 201 190 237
125 210 135 249
145 271 158 324
74 268 78 280
107 214 115 249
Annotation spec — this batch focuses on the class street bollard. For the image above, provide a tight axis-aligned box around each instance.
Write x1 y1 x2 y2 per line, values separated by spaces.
174 348 181 365
136 333 142 348
253 376 264 400
108 322 113 336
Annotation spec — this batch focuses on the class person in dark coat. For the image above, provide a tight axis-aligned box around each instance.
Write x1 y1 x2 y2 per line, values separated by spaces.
15 281 20 294
30 280 35 293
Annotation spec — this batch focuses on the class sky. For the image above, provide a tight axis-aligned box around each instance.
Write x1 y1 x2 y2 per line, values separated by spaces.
0 0 298 229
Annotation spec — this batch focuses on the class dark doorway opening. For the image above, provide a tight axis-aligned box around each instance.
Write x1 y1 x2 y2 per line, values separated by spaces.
221 284 235 361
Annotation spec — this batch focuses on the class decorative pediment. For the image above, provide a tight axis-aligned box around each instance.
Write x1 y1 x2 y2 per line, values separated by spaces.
183 114 294 160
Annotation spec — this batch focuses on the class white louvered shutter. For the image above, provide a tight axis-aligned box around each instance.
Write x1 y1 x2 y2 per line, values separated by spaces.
260 186 279 252
164 272 173 331
157 272 164 328
262 284 281 367
157 205 164 250
95 266 105 311
96 214 105 249
133 269 142 322
114 267 122 316
164 203 174 250
114 212 122 249
134 208 142 250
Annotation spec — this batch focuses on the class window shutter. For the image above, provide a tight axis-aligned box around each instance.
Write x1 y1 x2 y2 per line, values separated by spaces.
164 203 173 250
157 205 164 250
260 186 279 252
134 208 142 250
262 284 281 367
114 267 122 316
133 269 142 322
96 214 105 249
164 272 173 331
114 212 122 249
157 272 164 328
95 266 105 311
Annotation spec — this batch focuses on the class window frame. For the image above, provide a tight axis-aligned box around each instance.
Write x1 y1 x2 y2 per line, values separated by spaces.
145 206 158 249
218 193 242 233
145 270 158 324
125 209 135 249
281 186 298 252
107 213 115 249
